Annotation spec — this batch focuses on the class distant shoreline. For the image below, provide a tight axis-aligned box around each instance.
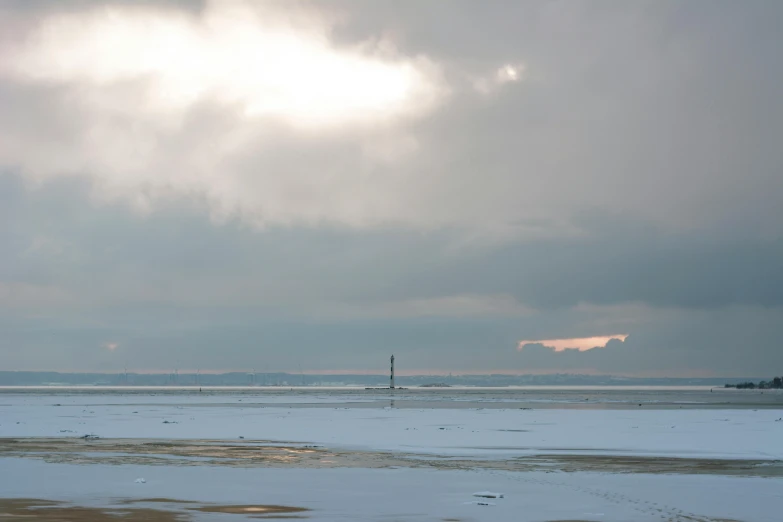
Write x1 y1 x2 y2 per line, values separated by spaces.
0 384 730 391
0 371 766 388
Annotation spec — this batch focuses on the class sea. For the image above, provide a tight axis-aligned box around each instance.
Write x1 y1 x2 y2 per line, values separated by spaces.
1 385 781 410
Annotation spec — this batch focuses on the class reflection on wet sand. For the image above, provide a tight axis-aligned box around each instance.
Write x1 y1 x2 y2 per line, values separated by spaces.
0 499 187 522
0 499 310 521
193 504 309 517
0 499 747 522
1 437 781 478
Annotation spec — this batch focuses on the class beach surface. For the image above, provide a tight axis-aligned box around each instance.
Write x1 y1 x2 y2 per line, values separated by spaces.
1 388 781 521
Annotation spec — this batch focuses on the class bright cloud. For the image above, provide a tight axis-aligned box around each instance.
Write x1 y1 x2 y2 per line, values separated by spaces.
0 0 457 230
496 64 524 84
2 0 444 128
474 63 525 94
103 342 119 352
517 334 628 352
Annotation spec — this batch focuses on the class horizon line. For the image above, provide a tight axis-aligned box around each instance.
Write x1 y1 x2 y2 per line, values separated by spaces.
0 369 767 379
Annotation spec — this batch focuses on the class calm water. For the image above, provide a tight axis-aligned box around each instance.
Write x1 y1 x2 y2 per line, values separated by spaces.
1 386 781 410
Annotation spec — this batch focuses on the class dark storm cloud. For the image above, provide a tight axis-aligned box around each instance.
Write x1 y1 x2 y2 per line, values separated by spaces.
2 176 782 376
408 215 783 310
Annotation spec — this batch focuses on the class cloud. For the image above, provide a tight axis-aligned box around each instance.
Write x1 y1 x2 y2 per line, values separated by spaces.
1 1 778 237
403 214 783 310
326 294 536 320
1 169 782 376
518 334 628 352
473 63 525 94
511 305 783 377
0 0 451 230
0 281 72 308
1 0 444 128
1 1 783 377
103 342 119 351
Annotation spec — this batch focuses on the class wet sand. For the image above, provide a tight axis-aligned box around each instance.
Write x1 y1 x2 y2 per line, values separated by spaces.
0 498 309 521
1 437 780 478
0 499 747 522
0 499 186 522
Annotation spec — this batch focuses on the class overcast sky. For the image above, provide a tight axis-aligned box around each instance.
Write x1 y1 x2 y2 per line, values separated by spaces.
1 0 782 376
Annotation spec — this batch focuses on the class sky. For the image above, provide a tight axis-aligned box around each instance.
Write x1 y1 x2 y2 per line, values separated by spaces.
1 0 782 377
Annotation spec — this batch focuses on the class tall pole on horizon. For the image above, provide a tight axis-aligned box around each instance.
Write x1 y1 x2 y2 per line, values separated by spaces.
390 354 395 389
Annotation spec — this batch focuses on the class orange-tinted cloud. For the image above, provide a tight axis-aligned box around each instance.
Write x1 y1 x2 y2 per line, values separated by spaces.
517 334 628 352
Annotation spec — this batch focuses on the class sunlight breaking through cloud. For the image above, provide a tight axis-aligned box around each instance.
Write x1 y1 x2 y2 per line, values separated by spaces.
473 63 525 94
0 0 456 230
517 334 629 352
1 0 445 129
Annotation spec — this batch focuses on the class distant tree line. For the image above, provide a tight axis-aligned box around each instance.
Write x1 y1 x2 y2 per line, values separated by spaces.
725 377 782 389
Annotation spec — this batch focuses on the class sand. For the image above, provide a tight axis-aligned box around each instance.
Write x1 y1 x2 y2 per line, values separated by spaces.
1 437 781 478
0 498 310 521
